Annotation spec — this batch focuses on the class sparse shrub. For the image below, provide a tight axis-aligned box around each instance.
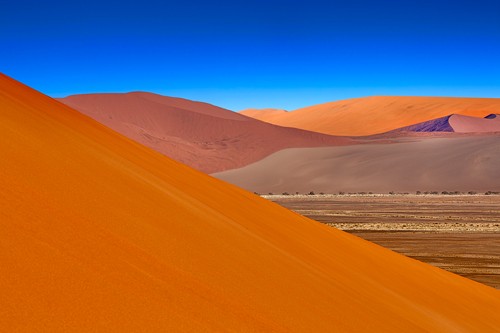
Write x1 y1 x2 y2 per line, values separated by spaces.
416 191 421 195
338 191 345 195
389 191 395 195
468 191 477 195
308 191 315 195
282 192 289 196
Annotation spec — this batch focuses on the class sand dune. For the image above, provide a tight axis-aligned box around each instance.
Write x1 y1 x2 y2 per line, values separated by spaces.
243 96 500 136
2 73 500 331
450 114 500 132
214 135 500 193
58 93 349 173
239 108 288 120
393 114 500 133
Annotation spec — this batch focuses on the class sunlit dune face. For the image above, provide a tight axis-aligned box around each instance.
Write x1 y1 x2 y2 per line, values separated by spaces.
1 74 500 332
244 96 500 136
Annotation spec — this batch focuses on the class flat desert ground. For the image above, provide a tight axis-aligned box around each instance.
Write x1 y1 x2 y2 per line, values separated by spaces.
265 194 500 289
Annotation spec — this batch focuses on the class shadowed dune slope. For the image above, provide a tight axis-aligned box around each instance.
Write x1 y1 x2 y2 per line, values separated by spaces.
214 136 500 193
244 96 500 136
2 74 500 332
393 114 500 133
58 93 349 173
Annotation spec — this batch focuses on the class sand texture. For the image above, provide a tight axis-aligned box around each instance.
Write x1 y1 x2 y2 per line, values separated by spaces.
2 73 500 331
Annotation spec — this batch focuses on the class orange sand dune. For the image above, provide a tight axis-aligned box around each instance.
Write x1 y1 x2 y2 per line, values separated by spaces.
2 73 500 332
58 93 349 173
245 96 500 136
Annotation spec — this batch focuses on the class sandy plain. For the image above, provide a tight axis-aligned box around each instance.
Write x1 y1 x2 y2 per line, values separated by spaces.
264 194 500 289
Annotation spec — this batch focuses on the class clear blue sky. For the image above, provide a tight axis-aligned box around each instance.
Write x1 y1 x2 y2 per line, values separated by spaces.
2 0 500 110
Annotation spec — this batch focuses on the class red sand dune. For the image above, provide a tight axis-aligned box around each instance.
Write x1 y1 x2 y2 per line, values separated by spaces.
58 93 349 173
243 96 500 136
2 74 500 331
214 135 500 193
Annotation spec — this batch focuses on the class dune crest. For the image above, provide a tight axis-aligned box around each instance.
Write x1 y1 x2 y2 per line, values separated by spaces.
392 114 500 133
2 73 500 331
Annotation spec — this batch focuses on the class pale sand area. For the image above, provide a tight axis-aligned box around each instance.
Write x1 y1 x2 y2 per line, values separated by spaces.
215 135 500 193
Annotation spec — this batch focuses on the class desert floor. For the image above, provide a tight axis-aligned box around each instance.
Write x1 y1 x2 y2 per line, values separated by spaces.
264 194 500 289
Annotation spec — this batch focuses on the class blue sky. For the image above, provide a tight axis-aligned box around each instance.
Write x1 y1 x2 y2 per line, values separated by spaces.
2 0 500 110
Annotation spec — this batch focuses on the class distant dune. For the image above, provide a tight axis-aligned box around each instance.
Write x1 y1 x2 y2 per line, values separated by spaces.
239 108 288 121
392 114 500 133
58 93 350 173
214 135 500 193
243 96 500 136
3 73 500 331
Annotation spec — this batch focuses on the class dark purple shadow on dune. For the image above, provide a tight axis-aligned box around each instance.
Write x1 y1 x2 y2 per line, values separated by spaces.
390 115 454 133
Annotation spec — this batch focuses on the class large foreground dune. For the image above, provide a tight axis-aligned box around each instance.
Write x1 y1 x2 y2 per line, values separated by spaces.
58 93 350 173
2 73 500 332
242 96 500 136
214 135 500 193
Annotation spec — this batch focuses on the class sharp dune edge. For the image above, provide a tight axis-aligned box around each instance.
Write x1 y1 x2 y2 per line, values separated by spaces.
392 114 500 133
1 73 500 332
244 96 500 136
58 93 350 173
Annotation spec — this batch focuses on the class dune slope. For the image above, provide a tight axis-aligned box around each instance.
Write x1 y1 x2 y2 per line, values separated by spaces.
244 96 500 136
58 93 350 173
2 73 500 332
393 114 500 133
239 108 288 120
214 135 500 193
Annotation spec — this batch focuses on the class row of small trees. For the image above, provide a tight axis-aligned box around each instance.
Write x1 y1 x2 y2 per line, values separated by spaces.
256 191 500 196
